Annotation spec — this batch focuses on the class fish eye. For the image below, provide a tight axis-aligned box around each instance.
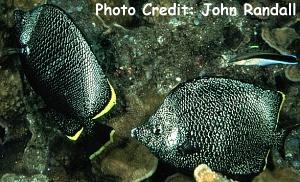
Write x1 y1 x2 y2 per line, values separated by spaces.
153 125 162 135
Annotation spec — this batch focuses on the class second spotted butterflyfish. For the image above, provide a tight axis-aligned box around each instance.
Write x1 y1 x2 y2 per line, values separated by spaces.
132 77 285 178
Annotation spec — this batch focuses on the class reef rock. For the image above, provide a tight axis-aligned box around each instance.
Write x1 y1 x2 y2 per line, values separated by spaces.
1 173 48 182
94 139 158 182
165 173 194 182
253 168 300 182
284 126 300 170
285 65 300 82
262 26 300 55
22 114 49 174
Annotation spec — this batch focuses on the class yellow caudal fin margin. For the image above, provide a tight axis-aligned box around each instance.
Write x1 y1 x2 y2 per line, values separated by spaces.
276 91 286 129
263 149 271 171
92 80 116 120
262 92 285 170
89 129 115 160
66 127 84 141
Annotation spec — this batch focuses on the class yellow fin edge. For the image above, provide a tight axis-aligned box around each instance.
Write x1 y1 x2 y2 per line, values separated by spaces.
263 149 270 171
89 129 115 160
276 91 286 129
66 127 84 141
92 80 116 120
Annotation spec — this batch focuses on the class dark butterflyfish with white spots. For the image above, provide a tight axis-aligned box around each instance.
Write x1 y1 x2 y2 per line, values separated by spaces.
14 4 116 158
131 77 286 178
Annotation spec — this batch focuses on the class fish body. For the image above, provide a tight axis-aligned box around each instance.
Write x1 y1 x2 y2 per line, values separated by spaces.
132 77 284 176
14 4 116 138
230 53 298 66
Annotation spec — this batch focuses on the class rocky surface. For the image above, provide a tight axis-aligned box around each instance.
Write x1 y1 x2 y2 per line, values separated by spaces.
92 139 158 181
165 173 194 182
285 65 300 82
0 0 299 181
1 173 48 182
253 168 300 182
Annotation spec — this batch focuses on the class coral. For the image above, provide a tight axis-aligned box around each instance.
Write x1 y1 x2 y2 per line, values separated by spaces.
261 26 300 55
285 65 300 82
193 164 234 182
92 139 158 181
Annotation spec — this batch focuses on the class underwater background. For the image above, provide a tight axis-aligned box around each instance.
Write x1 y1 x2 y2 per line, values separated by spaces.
0 0 299 181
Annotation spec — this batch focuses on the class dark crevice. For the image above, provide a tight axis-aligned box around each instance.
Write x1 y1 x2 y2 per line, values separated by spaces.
0 124 6 144
222 25 243 50
126 0 149 28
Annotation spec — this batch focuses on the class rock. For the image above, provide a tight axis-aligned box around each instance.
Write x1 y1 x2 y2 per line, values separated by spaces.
253 168 300 182
165 173 194 182
261 26 300 55
247 0 271 20
89 0 134 28
94 139 158 182
0 68 24 123
0 65 30 176
1 173 48 182
222 25 245 51
280 85 300 126
193 164 234 182
285 65 300 82
11 0 45 10
109 90 164 137
0 122 8 145
284 127 300 170
22 114 49 174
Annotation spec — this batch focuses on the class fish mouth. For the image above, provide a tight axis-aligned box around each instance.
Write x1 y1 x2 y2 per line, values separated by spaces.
131 128 137 138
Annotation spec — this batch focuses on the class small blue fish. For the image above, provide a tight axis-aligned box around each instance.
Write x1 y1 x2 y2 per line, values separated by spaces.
230 53 298 66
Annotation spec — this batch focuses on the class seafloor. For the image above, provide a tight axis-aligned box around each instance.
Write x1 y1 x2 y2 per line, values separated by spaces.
0 0 299 181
